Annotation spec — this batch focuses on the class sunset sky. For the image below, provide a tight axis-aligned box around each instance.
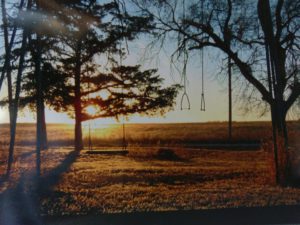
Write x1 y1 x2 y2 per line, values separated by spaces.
0 38 273 124
0 0 279 125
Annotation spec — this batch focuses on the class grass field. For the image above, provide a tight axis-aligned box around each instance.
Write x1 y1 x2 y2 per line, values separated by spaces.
0 121 299 147
0 121 300 218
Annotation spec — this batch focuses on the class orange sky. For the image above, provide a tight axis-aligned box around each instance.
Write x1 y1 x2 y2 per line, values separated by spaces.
0 41 275 124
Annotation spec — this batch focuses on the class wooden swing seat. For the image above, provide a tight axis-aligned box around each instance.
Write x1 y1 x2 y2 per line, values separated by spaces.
85 149 128 155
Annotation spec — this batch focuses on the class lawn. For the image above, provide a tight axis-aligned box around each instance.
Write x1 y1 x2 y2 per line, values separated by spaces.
0 121 300 218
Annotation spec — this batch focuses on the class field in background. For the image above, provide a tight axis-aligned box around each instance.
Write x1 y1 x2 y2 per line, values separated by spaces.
0 121 300 216
0 121 299 148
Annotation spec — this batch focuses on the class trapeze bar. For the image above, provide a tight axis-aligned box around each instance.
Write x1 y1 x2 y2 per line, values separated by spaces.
200 93 205 111
180 92 191 110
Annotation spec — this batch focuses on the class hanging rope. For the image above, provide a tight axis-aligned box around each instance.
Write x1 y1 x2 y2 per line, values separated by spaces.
200 0 206 111
122 121 127 150
88 122 92 150
200 47 205 111
180 0 190 110
87 80 93 151
180 48 191 110
119 53 127 150
113 0 128 150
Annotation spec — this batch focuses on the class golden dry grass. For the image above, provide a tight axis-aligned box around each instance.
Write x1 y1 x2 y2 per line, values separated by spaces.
0 121 299 148
0 121 300 216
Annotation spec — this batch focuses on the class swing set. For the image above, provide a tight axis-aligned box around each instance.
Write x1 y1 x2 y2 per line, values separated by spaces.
180 0 236 143
85 80 128 154
85 78 128 155
85 0 237 152
86 0 128 154
180 0 206 111
180 47 206 111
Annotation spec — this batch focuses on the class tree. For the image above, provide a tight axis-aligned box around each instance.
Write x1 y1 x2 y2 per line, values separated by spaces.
7 0 67 176
51 0 155 151
20 27 72 151
0 0 28 177
75 65 180 121
21 0 49 176
49 61 180 148
131 0 300 185
1 0 177 152
1 0 14 176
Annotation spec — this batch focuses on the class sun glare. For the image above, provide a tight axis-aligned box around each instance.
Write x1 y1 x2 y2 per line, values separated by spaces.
0 108 6 123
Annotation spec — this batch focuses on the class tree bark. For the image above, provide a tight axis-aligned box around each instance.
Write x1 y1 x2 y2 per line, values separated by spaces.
35 34 43 177
4 1 27 178
257 0 293 186
273 106 290 186
5 30 27 177
228 57 232 141
74 40 83 151
1 0 12 176
2 0 26 177
41 100 48 150
1 0 13 128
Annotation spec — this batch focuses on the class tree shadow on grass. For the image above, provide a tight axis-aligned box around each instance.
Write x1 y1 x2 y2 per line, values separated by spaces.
0 149 80 225
38 150 79 194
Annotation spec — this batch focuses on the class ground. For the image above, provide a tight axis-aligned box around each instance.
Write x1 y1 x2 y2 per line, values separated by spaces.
0 122 300 221
40 146 300 215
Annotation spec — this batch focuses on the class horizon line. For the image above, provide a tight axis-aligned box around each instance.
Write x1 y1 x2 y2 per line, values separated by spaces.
1 120 299 126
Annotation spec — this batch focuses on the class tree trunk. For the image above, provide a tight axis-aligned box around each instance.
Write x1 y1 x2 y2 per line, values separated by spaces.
41 100 48 150
268 48 290 186
228 57 232 141
35 34 43 177
5 30 27 177
2 0 13 177
271 103 290 186
258 0 291 186
1 0 13 127
276 126 290 186
74 40 83 151
2 0 27 177
4 0 27 177
6 71 13 127
75 113 83 151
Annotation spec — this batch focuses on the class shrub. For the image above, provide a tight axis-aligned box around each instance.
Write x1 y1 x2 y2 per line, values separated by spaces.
156 148 180 161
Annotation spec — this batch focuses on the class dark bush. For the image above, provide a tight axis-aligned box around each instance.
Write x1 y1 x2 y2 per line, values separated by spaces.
156 148 180 161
